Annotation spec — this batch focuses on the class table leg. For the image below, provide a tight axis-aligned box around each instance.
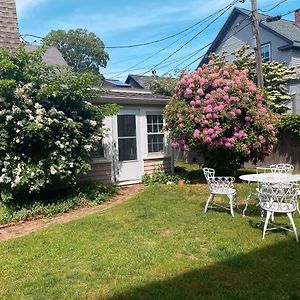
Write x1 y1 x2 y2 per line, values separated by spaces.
243 181 253 217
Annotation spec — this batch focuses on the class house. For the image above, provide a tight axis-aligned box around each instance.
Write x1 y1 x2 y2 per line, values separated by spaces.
125 74 155 89
198 7 300 114
81 81 173 185
25 45 68 67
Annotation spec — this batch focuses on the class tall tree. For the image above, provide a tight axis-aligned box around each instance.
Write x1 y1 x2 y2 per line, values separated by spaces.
44 28 109 74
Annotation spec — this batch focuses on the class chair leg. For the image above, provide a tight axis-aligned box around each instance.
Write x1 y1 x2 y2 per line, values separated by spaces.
227 194 235 217
262 211 272 240
204 194 214 213
297 203 300 216
287 212 299 242
235 194 238 209
271 212 275 222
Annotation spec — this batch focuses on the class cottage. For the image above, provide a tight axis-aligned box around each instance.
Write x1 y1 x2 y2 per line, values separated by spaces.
81 80 173 185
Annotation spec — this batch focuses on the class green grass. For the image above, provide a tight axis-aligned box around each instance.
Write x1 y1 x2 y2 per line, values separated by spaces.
0 184 300 299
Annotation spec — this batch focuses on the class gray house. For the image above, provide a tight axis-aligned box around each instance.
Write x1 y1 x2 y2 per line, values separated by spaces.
198 7 300 113
125 74 154 89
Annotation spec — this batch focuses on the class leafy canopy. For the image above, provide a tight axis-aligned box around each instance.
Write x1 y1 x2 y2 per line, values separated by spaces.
44 28 109 74
0 45 118 202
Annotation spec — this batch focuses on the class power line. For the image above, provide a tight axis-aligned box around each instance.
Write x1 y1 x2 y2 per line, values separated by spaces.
258 0 289 13
106 0 243 79
157 0 292 76
141 0 240 75
103 48 204 77
181 19 253 71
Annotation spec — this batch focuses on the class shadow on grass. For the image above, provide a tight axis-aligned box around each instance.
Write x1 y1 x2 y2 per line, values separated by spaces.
108 239 300 300
174 162 257 184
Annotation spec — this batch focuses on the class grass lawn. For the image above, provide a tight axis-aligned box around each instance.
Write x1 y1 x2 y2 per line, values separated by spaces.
0 184 300 299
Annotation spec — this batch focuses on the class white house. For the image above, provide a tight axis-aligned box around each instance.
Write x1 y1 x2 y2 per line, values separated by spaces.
80 80 173 185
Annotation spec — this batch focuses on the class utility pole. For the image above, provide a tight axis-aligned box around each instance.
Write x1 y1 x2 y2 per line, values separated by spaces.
251 0 264 89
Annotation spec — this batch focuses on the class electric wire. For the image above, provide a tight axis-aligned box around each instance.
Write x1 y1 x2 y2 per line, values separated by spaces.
141 2 237 75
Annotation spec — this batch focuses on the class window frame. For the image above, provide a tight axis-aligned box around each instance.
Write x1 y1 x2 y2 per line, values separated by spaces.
146 113 165 155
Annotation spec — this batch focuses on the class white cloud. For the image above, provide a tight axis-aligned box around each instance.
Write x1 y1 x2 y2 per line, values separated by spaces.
15 0 47 15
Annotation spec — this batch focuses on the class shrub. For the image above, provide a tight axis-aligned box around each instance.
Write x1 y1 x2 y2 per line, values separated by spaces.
164 61 278 174
277 114 300 138
0 46 118 202
142 171 189 185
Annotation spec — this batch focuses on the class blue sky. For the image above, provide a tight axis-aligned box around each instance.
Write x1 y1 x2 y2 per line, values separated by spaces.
16 0 299 81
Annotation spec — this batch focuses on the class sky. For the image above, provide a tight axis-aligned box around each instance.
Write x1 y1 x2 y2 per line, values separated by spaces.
15 0 299 81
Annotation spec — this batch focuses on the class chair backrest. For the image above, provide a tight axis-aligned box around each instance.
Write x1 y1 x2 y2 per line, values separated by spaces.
257 182 299 213
203 168 215 185
270 164 294 174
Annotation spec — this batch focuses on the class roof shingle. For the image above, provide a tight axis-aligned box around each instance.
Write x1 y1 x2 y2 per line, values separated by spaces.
0 0 20 49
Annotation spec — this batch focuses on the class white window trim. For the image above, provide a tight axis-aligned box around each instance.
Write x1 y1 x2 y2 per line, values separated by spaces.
146 113 165 155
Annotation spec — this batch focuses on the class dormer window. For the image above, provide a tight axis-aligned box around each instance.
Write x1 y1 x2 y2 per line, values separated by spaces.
261 43 271 62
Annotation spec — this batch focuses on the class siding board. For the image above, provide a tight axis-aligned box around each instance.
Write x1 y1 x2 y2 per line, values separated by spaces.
78 161 112 183
143 157 172 174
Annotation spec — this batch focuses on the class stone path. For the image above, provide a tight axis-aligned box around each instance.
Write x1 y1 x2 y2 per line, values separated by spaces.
0 184 144 242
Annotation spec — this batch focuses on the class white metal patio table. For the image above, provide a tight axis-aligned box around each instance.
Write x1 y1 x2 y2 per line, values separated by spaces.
239 173 300 216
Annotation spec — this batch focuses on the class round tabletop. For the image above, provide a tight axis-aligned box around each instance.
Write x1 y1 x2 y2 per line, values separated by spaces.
239 173 300 183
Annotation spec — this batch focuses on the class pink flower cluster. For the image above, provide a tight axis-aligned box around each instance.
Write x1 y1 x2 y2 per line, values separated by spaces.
166 61 278 163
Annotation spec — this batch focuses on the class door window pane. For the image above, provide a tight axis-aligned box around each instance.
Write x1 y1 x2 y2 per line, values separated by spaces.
118 115 136 137
118 138 137 161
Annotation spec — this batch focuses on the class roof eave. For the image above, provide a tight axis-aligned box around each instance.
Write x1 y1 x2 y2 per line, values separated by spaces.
91 95 169 106
278 41 300 50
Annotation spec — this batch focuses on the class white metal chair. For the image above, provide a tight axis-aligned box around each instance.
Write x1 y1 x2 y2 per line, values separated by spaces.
203 168 236 217
270 164 294 174
257 182 299 242
269 164 300 215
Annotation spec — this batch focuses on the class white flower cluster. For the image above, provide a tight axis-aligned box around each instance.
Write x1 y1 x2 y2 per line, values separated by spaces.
0 82 105 194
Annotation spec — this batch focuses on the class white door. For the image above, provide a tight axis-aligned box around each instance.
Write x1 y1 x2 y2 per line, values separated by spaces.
112 109 143 184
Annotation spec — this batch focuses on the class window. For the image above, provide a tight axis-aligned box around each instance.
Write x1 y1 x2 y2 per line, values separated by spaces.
147 114 164 153
261 43 271 62
117 115 137 161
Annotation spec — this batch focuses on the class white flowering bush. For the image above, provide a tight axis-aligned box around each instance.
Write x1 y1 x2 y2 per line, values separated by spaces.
0 46 118 202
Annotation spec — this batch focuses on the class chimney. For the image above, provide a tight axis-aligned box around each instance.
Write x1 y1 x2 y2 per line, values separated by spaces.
295 9 300 25
0 0 20 49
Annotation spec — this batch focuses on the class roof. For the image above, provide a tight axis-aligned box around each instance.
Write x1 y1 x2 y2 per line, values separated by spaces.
102 79 131 88
198 7 300 66
238 8 300 46
92 86 169 106
125 74 155 89
25 45 68 66
0 0 20 48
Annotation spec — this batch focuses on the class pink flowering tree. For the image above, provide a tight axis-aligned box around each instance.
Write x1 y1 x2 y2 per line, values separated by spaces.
164 61 278 174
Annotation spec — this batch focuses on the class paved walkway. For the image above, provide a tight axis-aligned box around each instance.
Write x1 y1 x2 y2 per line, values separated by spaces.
0 184 144 242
